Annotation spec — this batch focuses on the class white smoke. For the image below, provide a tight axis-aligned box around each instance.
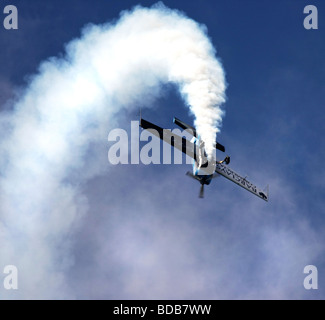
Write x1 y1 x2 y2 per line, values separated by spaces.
0 3 226 298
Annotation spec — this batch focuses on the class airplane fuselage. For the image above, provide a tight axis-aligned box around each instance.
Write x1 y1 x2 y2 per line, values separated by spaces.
192 136 215 185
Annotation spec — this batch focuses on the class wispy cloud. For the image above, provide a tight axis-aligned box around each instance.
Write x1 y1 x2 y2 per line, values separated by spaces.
0 3 226 299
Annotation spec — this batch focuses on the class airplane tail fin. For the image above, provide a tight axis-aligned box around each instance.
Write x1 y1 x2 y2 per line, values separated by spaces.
217 156 230 165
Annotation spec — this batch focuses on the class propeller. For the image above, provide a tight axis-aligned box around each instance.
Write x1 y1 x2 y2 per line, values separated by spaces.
185 171 205 198
199 184 204 198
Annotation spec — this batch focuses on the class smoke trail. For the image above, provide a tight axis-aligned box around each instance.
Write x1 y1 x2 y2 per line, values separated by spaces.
0 3 226 298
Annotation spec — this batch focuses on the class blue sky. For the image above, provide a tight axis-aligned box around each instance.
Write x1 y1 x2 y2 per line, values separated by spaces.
0 0 324 299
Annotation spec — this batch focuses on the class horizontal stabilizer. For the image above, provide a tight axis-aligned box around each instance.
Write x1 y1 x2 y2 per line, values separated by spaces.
173 117 197 136
174 117 225 152
215 142 225 153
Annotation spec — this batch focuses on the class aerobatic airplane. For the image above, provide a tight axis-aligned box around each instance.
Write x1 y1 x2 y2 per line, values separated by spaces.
140 116 268 201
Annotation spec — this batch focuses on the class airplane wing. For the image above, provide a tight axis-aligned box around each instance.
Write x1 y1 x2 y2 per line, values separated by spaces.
215 162 269 201
140 118 197 159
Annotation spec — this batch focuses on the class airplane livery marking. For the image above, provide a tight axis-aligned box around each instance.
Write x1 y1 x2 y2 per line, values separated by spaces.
215 162 258 194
